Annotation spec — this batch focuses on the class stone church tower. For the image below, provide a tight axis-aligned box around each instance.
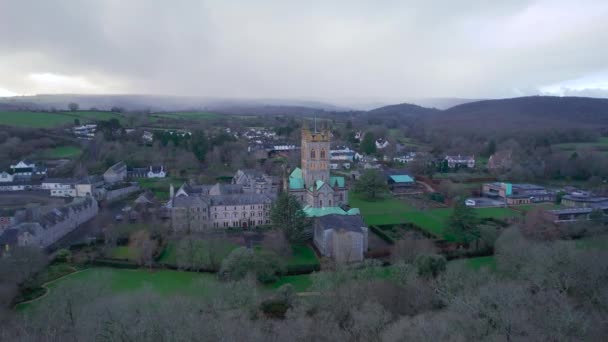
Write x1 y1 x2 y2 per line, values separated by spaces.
301 123 330 187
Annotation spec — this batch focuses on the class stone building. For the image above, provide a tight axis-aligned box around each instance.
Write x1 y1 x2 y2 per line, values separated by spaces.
0 197 98 251
232 169 279 195
170 173 275 232
314 214 368 263
103 161 127 184
286 124 348 209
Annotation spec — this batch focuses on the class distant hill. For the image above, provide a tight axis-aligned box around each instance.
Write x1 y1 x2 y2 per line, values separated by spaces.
367 102 440 117
436 96 608 128
409 97 483 110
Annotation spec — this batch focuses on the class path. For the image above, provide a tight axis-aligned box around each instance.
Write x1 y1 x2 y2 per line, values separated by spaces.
14 267 84 307
416 180 436 193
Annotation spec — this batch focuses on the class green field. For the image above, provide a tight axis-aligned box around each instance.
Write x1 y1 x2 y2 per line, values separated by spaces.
553 137 608 152
40 146 83 159
266 274 313 292
152 112 220 121
158 239 239 266
464 256 497 271
0 110 123 128
352 193 520 241
137 177 186 201
285 244 320 267
575 234 608 251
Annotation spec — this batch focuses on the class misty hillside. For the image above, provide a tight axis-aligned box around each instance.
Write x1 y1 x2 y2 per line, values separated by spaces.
367 102 440 117
435 96 608 127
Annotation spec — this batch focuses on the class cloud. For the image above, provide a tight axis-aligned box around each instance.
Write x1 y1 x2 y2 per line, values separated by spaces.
0 0 607 102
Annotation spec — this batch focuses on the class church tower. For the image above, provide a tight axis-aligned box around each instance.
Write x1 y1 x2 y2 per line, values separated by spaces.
301 121 330 187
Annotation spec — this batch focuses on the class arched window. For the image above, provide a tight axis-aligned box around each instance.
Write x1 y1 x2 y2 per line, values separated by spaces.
320 149 326 159
320 200 323 207
310 149 316 159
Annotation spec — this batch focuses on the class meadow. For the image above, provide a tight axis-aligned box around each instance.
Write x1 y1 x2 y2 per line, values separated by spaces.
552 137 608 152
0 110 123 128
39 145 83 159
151 112 220 121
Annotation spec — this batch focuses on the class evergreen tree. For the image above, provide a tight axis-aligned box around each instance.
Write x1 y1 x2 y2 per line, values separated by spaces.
360 132 377 154
486 139 496 157
354 169 388 200
447 198 480 247
270 193 311 243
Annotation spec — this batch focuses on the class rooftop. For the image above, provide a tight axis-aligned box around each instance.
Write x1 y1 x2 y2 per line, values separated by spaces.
303 206 360 217
316 214 367 233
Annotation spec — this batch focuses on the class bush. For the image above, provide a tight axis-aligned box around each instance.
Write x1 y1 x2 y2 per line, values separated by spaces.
260 299 290 319
414 254 447 278
54 249 72 263
219 247 286 283
370 226 395 244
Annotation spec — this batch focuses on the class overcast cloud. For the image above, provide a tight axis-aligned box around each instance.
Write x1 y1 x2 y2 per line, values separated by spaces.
1 0 607 102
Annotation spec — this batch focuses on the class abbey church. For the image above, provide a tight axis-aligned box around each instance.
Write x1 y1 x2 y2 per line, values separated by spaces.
286 123 349 211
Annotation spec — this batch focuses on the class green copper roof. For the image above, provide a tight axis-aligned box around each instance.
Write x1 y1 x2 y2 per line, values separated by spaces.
316 180 325 190
290 167 302 178
329 176 345 187
288 167 304 189
303 206 361 217
389 175 414 183
289 177 304 189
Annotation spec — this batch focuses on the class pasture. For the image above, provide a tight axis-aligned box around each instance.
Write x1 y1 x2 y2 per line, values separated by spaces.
40 146 83 159
553 137 608 152
151 112 220 121
0 110 123 128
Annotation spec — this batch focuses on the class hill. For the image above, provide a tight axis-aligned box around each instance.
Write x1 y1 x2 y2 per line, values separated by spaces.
438 96 608 127
367 102 440 117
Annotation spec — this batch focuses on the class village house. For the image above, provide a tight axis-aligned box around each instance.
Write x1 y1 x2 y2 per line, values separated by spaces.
314 214 368 263
393 152 417 164
375 138 390 150
0 171 14 183
128 165 167 179
445 155 475 168
42 178 93 197
9 160 47 180
103 161 128 184
73 124 97 140
330 146 355 170
142 131 154 144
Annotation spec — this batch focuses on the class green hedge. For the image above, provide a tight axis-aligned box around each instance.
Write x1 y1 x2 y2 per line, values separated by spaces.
369 225 395 244
285 263 320 275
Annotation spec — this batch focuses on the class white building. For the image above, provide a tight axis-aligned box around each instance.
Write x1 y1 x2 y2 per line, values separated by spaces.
0 172 14 183
9 160 47 179
375 138 390 150
445 155 475 168
314 214 368 263
42 179 93 198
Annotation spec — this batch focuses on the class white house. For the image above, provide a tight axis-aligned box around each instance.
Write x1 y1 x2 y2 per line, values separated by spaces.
147 166 166 178
445 155 475 168
42 178 93 197
375 138 390 150
0 172 14 183
393 152 417 164
142 131 154 144
9 160 47 179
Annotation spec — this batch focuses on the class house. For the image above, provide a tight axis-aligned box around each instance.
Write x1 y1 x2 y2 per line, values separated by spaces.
393 152 417 164
9 160 47 179
128 166 167 179
314 214 368 263
42 178 93 197
488 150 513 171
103 161 127 184
375 138 390 150
232 169 279 196
0 180 42 192
445 155 475 168
142 131 154 144
0 171 14 183
482 182 555 205
73 124 97 139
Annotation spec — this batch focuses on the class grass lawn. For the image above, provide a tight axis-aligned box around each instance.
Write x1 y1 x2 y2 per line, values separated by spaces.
464 256 497 271
65 111 123 122
40 146 83 159
158 239 239 266
287 244 320 267
553 137 608 152
109 246 141 261
266 274 313 292
575 234 608 251
350 193 415 226
137 177 186 201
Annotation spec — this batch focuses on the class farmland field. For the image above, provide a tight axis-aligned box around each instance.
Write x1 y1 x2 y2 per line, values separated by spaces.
0 110 123 128
39 146 83 159
152 112 220 121
552 137 608 152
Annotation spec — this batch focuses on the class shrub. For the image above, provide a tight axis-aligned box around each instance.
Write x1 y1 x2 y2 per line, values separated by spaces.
54 249 72 263
370 226 395 244
414 254 447 278
220 247 286 283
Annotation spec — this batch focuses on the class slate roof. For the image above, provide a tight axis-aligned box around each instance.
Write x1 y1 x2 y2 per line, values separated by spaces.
172 195 209 208
316 214 366 233
209 193 272 206
303 206 360 217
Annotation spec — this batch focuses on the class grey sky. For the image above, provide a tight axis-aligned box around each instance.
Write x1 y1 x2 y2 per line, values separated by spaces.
1 0 607 102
